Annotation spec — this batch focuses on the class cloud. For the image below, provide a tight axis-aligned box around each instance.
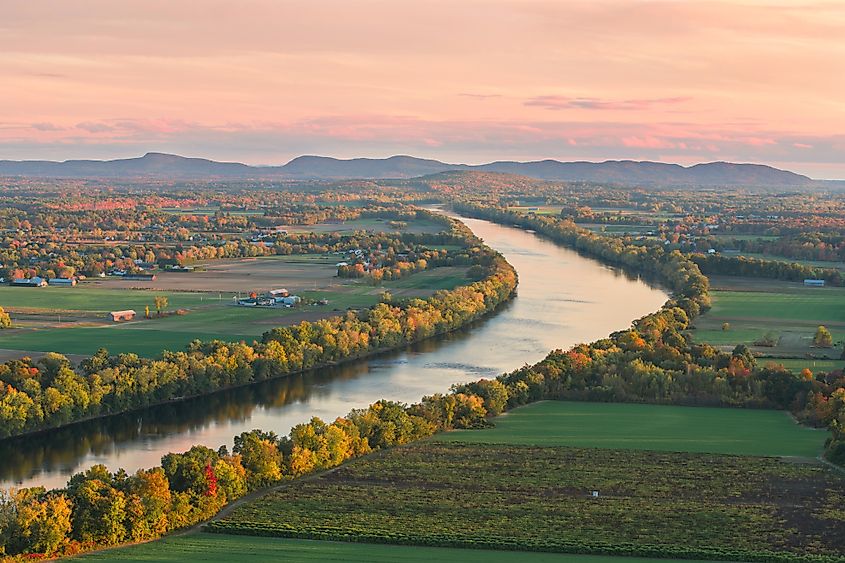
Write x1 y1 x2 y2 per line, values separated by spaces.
525 95 691 111
458 93 501 100
76 121 115 133
31 122 62 131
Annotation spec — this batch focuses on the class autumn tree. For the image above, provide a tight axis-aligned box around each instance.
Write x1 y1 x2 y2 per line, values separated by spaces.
814 325 833 348
154 296 168 316
0 306 11 329
9 489 72 556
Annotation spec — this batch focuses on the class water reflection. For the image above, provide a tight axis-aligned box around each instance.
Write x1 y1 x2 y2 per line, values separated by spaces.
0 215 668 489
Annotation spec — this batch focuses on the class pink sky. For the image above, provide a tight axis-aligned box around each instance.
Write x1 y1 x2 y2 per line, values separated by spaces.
1 0 844 178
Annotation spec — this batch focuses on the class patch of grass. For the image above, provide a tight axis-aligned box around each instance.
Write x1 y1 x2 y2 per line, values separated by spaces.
764 358 844 372
434 400 827 457
704 290 845 324
210 441 845 560
734 252 845 271
0 286 208 314
74 533 712 562
0 326 257 357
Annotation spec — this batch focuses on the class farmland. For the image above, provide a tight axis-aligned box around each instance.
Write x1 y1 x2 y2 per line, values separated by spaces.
434 400 828 457
0 258 472 357
689 276 845 366
207 401 841 561
210 444 844 560
75 533 715 563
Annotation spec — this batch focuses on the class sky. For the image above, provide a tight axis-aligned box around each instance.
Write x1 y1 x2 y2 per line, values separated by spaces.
1 0 844 178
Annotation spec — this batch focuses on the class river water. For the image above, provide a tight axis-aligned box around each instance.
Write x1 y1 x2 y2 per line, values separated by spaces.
0 214 668 490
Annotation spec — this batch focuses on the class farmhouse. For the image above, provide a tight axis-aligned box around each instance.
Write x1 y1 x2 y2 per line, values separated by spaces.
11 276 47 287
109 310 136 322
804 279 826 287
48 277 77 286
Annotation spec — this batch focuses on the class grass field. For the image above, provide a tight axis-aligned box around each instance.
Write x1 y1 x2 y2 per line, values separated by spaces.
734 252 845 271
767 358 844 372
0 286 209 313
434 400 828 457
76 533 717 562
0 263 471 357
690 278 845 364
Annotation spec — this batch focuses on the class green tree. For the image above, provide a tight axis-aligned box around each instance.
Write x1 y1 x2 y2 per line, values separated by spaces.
233 430 282 486
68 467 127 545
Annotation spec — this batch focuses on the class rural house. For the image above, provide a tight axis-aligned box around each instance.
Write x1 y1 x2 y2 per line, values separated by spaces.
11 276 47 287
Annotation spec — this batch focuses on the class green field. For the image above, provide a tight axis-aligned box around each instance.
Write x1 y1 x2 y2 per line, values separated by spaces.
0 286 210 313
767 358 844 372
434 400 828 457
691 280 845 362
0 266 471 357
76 533 717 562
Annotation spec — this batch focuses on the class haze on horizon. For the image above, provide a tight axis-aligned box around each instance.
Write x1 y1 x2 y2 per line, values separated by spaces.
1 0 844 179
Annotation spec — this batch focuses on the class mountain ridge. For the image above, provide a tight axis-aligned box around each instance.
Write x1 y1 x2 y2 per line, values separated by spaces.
0 152 815 186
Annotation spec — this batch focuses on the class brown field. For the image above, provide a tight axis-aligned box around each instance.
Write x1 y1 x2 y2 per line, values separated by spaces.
91 255 341 293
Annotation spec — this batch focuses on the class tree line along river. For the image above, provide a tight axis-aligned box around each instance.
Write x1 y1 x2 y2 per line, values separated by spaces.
0 213 668 490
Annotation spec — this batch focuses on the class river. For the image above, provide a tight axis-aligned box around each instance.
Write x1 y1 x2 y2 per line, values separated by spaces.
0 214 668 490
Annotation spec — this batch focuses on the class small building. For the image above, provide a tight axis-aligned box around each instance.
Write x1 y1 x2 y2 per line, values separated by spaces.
109 310 136 322
11 276 47 287
277 295 301 306
804 279 826 287
269 288 289 297
48 277 77 286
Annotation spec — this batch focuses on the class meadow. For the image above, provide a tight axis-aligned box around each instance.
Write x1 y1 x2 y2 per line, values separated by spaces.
205 401 842 562
75 533 717 563
0 261 471 357
734 252 845 271
690 277 845 364
433 400 828 457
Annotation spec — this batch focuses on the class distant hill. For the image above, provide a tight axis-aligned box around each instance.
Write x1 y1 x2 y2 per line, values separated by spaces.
282 155 456 179
0 152 254 178
0 152 815 186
